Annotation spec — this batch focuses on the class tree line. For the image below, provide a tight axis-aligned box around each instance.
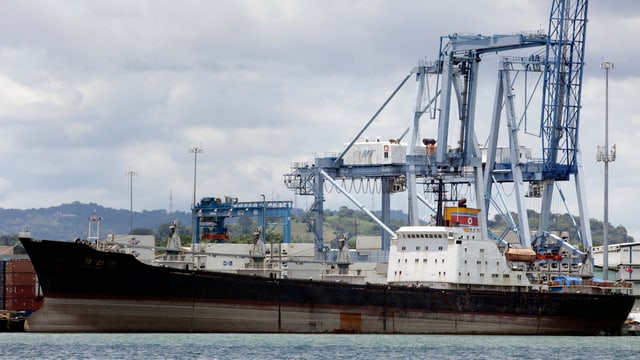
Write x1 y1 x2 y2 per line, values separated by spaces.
1 204 633 254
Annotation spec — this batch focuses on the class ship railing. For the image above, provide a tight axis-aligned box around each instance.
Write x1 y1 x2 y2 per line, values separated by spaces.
545 280 633 295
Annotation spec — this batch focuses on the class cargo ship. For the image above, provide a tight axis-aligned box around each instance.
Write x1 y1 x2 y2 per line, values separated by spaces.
20 208 634 334
16 0 636 334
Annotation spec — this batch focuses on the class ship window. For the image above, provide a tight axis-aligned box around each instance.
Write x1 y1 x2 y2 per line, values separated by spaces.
477 261 482 264
399 271 402 275
401 246 406 250
428 234 433 238
465 248 468 252
464 260 467 264
492 274 499 278
459 272 461 276
398 259 400 263
425 246 429 251
405 259 408 263
442 259 445 264
415 259 419 263
480 273 485 277
479 248 485 253
503 274 510 278
416 246 420 250
467 272 470 276
517 275 522 280
455 240 462 244
435 259 438 263
423 258 427 263
438 246 443 250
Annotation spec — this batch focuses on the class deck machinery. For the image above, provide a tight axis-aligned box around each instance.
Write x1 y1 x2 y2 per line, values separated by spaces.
284 0 592 271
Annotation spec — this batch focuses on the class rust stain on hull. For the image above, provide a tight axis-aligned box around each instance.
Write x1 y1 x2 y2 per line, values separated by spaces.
337 312 362 333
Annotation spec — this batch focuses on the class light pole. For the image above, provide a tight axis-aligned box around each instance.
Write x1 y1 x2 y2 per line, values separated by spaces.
597 60 615 280
261 194 266 244
126 170 138 234
189 147 204 246
189 147 204 210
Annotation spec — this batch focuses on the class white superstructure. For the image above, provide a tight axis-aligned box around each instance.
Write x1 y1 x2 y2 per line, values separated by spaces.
387 226 531 290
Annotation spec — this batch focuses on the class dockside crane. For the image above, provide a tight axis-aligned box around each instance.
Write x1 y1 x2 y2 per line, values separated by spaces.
442 0 591 265
285 0 592 267
536 0 591 252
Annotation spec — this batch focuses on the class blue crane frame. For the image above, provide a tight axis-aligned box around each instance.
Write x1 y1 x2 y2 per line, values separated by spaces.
193 196 292 244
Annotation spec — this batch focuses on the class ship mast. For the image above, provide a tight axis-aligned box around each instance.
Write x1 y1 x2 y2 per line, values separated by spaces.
88 211 102 245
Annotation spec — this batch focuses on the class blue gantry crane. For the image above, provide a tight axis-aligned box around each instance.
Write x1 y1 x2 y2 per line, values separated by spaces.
285 0 592 268
192 196 293 247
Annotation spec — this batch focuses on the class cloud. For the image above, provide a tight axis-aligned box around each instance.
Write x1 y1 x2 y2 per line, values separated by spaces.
0 0 638 241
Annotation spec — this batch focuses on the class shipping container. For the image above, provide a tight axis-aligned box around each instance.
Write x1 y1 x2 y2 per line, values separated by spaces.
4 297 42 311
4 285 36 297
4 260 35 273
1 259 41 312
4 272 36 286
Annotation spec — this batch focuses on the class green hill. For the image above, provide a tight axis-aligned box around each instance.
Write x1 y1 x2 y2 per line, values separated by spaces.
0 202 632 254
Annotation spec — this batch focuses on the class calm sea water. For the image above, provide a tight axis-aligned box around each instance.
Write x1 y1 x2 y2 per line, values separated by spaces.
0 333 637 359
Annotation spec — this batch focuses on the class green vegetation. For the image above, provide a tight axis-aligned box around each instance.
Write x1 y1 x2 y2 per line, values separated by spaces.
488 210 633 247
0 203 633 253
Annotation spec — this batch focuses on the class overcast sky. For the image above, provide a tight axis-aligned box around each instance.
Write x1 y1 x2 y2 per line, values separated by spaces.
1 1 639 239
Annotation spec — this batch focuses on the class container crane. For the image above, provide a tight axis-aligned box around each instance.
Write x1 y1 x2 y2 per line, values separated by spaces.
535 0 591 252
285 0 592 268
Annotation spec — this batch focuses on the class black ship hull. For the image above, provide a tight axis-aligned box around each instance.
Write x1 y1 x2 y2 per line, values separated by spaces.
21 238 634 334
